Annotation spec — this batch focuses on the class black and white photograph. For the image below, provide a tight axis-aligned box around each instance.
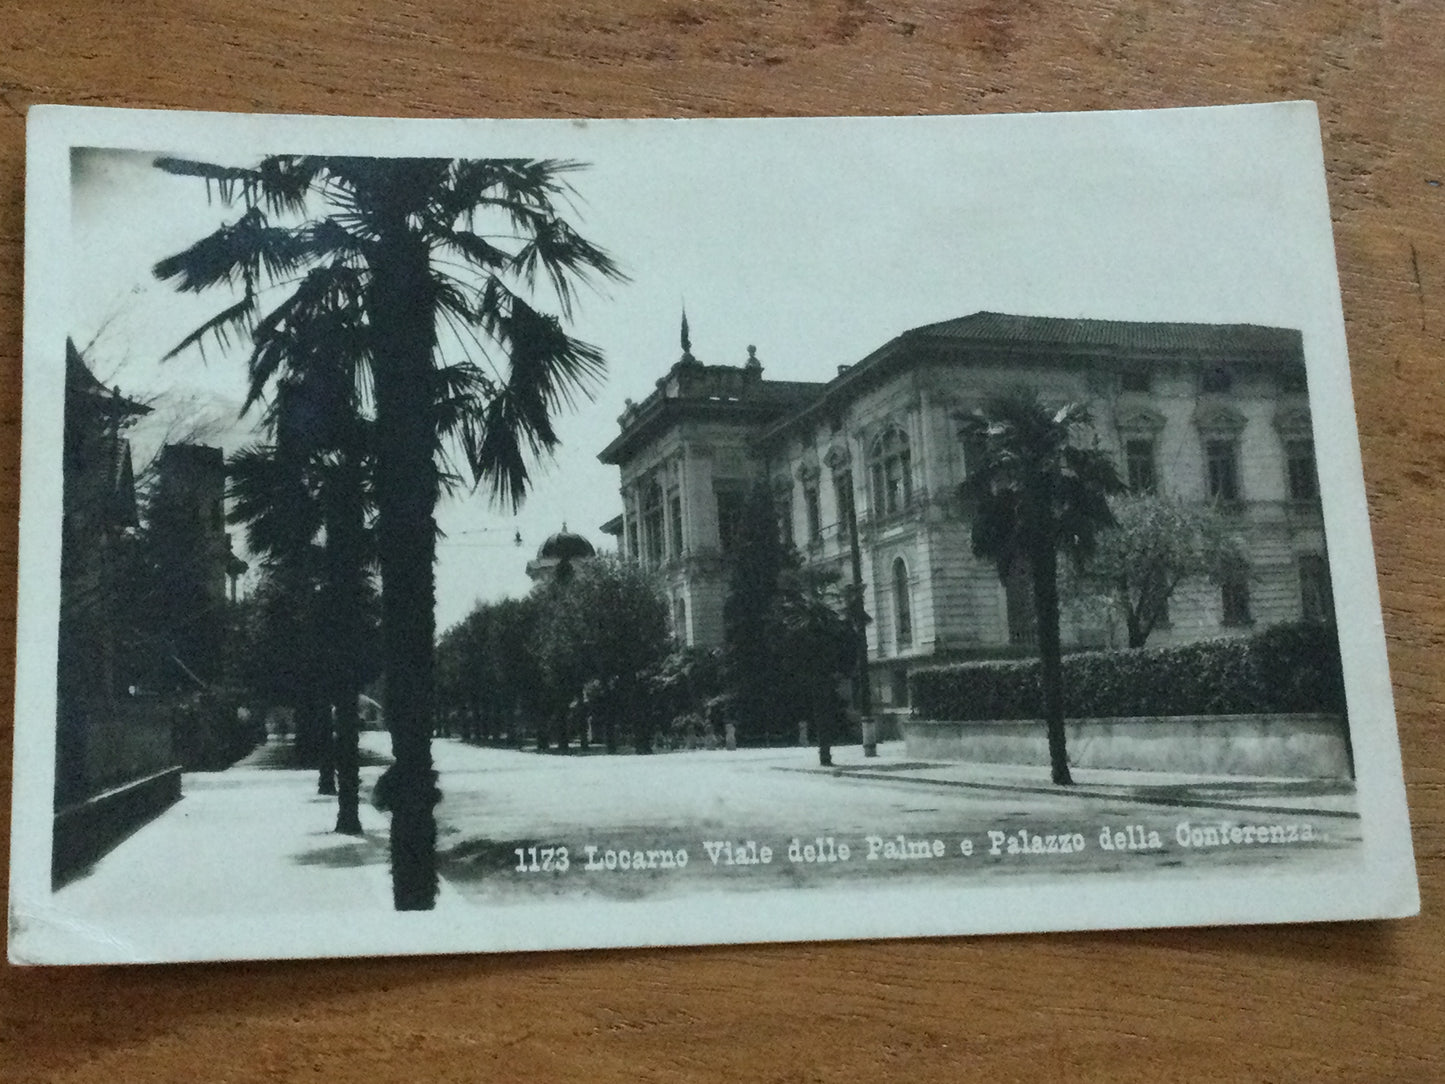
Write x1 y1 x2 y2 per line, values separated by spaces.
9 102 1418 964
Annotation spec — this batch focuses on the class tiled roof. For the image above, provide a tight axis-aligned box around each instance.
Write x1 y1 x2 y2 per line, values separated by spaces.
755 311 1304 445
902 311 1301 355
65 338 153 416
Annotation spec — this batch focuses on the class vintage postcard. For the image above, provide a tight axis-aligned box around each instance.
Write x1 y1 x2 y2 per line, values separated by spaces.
9 102 1418 964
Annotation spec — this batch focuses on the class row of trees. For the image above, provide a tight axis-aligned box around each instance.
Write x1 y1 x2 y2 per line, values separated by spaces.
435 482 859 766
436 557 672 754
154 154 623 909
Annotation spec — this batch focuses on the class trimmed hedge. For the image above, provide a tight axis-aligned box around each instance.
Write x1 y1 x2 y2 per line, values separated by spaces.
911 623 1346 721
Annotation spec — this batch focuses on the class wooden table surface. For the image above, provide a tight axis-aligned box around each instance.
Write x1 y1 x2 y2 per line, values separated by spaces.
1 2 1441 1081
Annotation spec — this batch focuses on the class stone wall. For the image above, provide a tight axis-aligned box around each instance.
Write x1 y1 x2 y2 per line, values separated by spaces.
903 713 1352 779
52 766 183 885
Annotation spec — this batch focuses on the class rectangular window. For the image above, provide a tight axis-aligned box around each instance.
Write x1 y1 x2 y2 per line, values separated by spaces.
715 488 744 554
1121 370 1151 393
625 520 639 562
833 470 854 531
1206 439 1241 502
644 491 665 567
775 487 794 547
804 484 822 543
668 494 684 557
1221 574 1252 627
1286 439 1318 501
1125 438 1157 494
890 666 909 708
1299 554 1334 623
870 430 913 517
1202 364 1233 393
893 450 912 511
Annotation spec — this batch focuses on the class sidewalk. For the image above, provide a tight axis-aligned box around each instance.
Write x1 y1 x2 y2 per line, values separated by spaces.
52 735 465 921
788 743 1359 819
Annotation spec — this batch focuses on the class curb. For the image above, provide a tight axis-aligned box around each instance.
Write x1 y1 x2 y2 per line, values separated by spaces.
783 765 1360 820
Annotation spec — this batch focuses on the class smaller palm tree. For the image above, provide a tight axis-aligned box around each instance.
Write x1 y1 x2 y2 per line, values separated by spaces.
960 389 1123 785
227 355 379 832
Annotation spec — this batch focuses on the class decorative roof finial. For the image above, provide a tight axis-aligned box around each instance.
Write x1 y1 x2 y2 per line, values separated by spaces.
680 306 696 363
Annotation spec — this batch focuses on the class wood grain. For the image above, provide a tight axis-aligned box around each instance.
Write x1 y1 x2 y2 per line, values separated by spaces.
1 2 1441 1080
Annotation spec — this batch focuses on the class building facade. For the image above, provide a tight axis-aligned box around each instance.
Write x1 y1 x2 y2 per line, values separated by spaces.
599 312 1329 710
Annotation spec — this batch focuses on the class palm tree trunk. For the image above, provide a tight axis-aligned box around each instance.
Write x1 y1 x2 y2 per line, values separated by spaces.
317 718 337 796
332 457 367 837
1031 545 1073 785
371 223 441 910
816 688 834 768
296 694 327 768
333 693 362 833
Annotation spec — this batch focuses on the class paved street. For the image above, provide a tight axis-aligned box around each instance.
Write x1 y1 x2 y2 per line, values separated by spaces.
42 730 1360 949
415 734 1361 906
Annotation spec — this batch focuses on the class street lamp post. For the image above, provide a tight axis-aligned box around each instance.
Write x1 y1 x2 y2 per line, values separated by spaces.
842 474 877 758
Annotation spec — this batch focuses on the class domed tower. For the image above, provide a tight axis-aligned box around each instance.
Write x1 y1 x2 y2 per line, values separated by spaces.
526 525 597 584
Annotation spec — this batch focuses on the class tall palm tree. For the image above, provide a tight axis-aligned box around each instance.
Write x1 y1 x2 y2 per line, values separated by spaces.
154 155 622 908
269 294 376 834
959 390 1123 785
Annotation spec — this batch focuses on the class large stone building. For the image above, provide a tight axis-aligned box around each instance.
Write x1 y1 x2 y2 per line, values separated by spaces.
599 311 1330 710
57 339 152 807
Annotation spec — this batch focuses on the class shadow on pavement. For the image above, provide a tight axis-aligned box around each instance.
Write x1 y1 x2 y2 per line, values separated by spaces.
289 830 390 869
232 738 393 771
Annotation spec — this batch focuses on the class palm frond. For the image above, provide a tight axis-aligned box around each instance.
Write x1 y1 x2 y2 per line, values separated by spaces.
153 206 312 295
154 157 266 206
959 388 1122 575
462 387 552 512
244 263 369 414
161 293 258 363
226 442 322 558
155 155 327 214
435 227 511 274
509 214 626 318
254 156 328 215
476 281 606 414
431 160 515 223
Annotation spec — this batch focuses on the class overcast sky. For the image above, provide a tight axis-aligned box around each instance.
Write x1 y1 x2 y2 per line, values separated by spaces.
64 104 1343 632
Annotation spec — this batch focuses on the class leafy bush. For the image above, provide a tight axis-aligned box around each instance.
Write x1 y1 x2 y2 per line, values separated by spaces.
646 647 726 725
175 690 266 771
653 711 720 752
911 623 1346 720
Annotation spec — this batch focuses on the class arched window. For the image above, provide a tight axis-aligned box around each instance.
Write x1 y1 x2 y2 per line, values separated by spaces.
892 557 913 649
869 427 912 515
